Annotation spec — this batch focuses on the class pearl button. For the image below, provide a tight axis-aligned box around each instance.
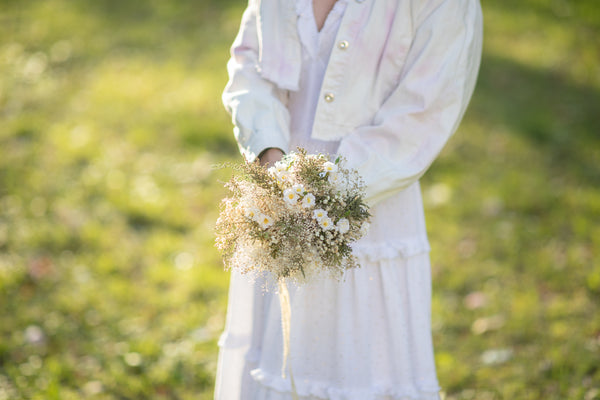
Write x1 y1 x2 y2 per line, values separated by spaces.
324 93 335 103
338 40 349 50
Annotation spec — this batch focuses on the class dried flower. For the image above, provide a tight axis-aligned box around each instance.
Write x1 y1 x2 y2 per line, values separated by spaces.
328 172 341 185
215 148 371 285
244 207 261 221
258 214 274 229
319 217 335 231
283 188 299 205
323 161 338 174
301 193 315 208
360 221 370 236
277 170 292 184
313 208 327 221
292 183 305 194
336 218 350 234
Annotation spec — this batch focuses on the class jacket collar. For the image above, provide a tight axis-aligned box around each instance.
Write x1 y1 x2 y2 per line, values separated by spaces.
256 0 302 91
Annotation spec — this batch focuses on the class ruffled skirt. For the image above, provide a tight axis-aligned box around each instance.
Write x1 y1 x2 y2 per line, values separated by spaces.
214 253 441 400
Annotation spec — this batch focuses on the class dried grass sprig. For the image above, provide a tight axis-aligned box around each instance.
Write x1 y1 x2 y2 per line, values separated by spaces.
215 148 371 286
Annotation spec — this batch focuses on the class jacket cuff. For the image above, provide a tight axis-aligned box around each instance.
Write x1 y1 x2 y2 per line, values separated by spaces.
237 128 290 163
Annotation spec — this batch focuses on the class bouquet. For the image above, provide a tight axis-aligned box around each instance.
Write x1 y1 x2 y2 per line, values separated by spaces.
215 148 371 286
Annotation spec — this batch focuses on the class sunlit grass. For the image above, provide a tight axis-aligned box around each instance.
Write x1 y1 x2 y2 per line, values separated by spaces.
482 0 600 88
0 0 598 399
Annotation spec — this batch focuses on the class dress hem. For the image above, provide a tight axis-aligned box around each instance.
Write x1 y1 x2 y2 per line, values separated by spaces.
250 367 441 400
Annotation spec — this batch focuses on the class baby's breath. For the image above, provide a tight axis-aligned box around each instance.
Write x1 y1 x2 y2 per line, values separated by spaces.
215 148 371 286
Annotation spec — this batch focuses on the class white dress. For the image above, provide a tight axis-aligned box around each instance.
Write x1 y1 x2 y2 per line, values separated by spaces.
215 1 441 399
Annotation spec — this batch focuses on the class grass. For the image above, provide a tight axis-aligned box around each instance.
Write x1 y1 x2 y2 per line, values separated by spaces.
0 0 598 399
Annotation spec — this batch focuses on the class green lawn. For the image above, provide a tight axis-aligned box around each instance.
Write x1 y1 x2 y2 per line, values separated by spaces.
0 0 598 399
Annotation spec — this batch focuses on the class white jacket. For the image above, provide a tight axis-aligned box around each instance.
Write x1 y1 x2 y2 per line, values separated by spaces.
223 0 483 207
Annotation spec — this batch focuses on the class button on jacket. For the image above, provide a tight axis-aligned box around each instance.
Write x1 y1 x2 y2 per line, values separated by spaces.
223 0 483 207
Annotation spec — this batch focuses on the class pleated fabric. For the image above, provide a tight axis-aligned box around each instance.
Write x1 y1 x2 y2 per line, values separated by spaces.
215 255 441 400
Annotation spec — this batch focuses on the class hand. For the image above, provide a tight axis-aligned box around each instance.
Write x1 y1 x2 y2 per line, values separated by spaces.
258 148 284 167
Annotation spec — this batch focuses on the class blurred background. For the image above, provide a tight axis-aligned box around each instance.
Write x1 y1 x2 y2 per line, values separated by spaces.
0 0 598 399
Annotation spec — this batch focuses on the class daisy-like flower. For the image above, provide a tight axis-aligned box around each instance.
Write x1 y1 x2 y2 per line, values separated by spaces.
257 214 274 229
291 183 305 195
244 207 261 221
276 160 289 171
283 188 299 205
276 170 292 184
323 161 338 174
328 172 341 185
268 160 288 177
301 193 315 208
336 218 350 234
319 217 335 231
312 208 327 221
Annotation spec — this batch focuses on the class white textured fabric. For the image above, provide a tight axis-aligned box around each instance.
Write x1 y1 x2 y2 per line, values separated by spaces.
215 1 446 399
222 0 483 206
286 0 346 157
216 256 440 400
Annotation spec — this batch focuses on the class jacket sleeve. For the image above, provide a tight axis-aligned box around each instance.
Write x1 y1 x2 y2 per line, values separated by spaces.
222 0 291 162
335 0 483 206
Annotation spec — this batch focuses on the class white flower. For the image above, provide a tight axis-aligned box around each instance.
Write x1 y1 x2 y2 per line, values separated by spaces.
319 217 335 231
244 207 261 221
275 170 292 185
267 160 288 178
292 183 305 195
301 193 315 208
336 218 350 234
323 161 338 174
257 214 274 229
283 188 299 205
283 153 297 164
312 208 327 221
360 221 370 236
274 160 288 172
328 172 341 185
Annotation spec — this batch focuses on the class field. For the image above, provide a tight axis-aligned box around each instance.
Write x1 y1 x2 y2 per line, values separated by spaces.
0 0 598 399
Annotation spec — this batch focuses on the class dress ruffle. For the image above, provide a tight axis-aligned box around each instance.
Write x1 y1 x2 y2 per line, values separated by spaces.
351 240 431 262
250 368 441 400
216 255 441 400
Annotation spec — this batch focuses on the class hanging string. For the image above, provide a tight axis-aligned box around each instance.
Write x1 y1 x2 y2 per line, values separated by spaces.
278 279 299 400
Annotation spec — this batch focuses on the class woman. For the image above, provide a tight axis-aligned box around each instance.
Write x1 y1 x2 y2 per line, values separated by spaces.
215 0 482 398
